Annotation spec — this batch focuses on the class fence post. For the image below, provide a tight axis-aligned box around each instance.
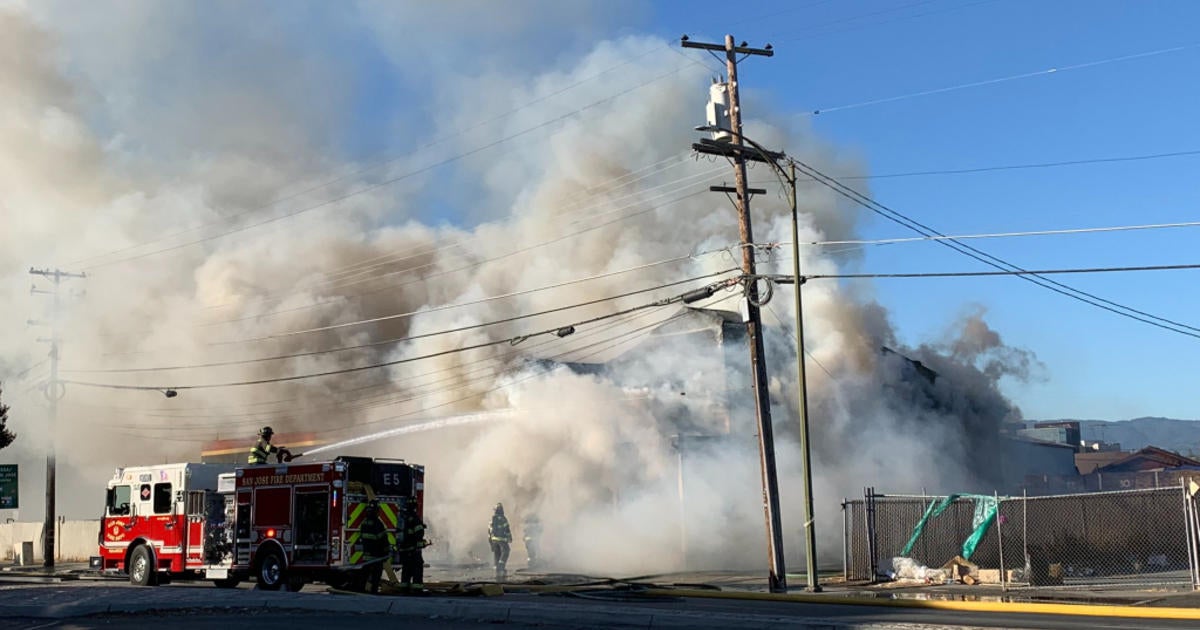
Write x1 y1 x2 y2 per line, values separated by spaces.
864 487 878 581
1022 488 1029 586
842 498 849 581
996 491 1006 591
1184 479 1199 590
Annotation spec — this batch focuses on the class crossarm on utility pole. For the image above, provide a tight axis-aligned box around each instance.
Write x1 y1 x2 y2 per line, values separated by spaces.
682 32 789 594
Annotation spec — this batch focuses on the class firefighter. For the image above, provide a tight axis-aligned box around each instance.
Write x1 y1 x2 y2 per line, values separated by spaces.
359 500 389 594
488 502 512 581
397 496 428 593
522 514 542 569
247 426 280 465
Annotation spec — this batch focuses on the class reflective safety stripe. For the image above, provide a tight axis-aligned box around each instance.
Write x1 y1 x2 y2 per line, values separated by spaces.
348 503 366 527
387 532 397 546
347 531 360 546
379 503 398 529
349 550 363 564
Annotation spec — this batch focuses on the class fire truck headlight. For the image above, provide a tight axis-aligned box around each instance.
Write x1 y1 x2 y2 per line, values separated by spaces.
266 528 276 538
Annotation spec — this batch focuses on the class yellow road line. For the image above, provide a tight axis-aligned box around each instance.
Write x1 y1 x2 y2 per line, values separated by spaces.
641 588 1200 620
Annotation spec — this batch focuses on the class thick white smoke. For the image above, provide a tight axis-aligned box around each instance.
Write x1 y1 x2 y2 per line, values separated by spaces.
0 3 1037 575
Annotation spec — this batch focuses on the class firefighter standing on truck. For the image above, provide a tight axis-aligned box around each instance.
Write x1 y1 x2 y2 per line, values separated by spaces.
359 500 389 594
248 426 280 465
397 496 428 592
488 503 512 581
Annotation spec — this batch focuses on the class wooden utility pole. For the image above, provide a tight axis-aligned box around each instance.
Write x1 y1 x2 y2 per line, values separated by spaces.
682 34 789 593
29 267 85 568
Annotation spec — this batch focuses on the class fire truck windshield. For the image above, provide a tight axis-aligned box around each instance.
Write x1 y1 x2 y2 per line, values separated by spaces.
107 485 131 515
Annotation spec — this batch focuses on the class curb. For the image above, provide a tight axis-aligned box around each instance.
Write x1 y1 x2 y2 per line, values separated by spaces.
642 588 1200 620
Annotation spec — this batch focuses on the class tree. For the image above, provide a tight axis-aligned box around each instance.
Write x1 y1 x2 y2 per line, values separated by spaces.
0 383 15 450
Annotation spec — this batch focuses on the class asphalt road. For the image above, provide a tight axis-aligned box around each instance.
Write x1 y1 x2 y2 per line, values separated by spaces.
2 581 1199 629
5 612 568 630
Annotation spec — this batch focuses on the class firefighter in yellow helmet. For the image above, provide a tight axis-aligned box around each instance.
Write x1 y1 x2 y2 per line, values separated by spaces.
359 500 389 594
397 496 429 593
248 426 300 465
488 502 512 581
248 427 280 465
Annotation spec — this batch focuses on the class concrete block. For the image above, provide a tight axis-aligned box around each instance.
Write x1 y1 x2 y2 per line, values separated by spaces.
977 568 1001 584
13 541 33 566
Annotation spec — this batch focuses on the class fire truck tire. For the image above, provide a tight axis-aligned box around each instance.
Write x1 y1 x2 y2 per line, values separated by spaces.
213 577 240 589
255 549 286 591
128 545 158 587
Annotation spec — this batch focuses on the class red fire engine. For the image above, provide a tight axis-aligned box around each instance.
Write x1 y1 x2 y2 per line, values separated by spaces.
98 456 424 590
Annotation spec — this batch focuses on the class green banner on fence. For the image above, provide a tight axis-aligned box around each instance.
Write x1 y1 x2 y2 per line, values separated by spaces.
0 464 17 509
901 493 999 561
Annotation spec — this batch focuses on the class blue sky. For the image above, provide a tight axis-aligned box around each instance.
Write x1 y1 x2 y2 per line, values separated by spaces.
10 1 1197 423
624 0 1199 421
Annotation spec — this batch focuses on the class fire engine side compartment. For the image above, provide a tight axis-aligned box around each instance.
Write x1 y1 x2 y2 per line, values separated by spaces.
233 462 343 579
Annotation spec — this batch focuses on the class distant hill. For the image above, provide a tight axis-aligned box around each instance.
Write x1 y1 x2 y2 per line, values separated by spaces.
1039 417 1200 457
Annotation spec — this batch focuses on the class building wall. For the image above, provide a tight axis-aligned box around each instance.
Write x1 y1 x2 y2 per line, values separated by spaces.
0 520 99 563
1000 438 1078 491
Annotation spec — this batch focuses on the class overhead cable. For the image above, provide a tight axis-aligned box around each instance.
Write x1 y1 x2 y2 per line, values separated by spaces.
58 275 739 390
102 299 724 439
84 307 673 426
808 41 1200 115
62 269 735 373
78 60 703 271
790 263 1200 280
198 168 726 324
204 153 700 309
789 158 1200 338
70 43 684 270
794 219 1200 247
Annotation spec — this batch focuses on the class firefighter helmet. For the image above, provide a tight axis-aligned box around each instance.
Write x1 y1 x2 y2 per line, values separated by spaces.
494 502 504 515
366 499 380 511
259 426 274 437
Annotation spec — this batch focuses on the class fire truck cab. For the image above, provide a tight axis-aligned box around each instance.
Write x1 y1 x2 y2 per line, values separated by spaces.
99 456 424 590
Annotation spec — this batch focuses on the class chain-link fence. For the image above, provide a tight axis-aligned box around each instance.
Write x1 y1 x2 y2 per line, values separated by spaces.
844 484 1200 590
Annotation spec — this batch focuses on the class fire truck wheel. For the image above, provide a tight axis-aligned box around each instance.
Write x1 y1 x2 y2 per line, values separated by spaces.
255 549 285 591
128 545 158 587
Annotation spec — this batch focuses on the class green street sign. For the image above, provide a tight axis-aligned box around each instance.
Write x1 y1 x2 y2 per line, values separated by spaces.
0 464 17 509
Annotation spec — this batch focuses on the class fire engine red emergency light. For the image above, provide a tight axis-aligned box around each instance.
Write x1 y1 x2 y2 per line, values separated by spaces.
266 529 276 538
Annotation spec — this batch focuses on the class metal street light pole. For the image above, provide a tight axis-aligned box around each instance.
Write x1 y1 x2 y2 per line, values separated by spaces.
693 126 821 591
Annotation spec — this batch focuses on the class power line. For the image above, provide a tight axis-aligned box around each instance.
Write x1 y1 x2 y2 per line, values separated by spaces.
797 0 998 42
59 275 739 391
86 307 673 427
196 167 726 325
772 0 943 42
761 302 834 381
199 153 702 312
127 293 735 436
788 158 1200 338
744 148 1200 191
808 41 1200 115
212 253 732 345
795 262 1200 280
78 60 704 271
63 270 735 373
205 199 720 345
103 298 724 439
68 44 680 269
840 149 1200 180
797 218 1200 247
